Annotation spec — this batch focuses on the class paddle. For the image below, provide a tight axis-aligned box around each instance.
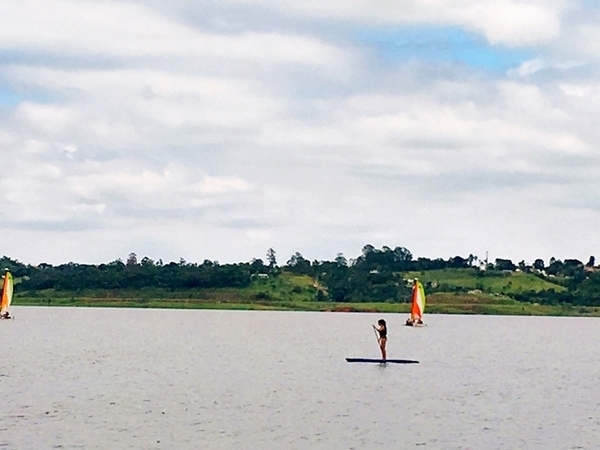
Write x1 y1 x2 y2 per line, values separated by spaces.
372 325 380 346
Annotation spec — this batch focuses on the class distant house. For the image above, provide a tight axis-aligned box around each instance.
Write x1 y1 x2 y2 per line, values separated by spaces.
251 273 269 280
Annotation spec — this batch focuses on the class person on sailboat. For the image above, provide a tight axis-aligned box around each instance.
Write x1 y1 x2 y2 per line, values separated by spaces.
373 319 387 360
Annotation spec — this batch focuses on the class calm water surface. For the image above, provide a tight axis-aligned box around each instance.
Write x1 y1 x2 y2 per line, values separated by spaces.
1 307 599 449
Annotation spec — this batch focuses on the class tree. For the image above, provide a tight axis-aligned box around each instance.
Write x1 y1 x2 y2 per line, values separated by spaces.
287 252 303 267
449 256 468 268
562 259 584 278
140 257 154 267
334 253 348 267
547 259 563 276
533 259 545 271
361 244 375 257
126 252 138 267
495 258 516 271
586 256 595 267
266 248 277 267
286 252 311 275
393 246 412 262
250 258 266 273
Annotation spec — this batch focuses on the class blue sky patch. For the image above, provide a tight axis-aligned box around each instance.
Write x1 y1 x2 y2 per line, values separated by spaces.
357 26 534 72
580 0 598 8
0 83 59 106
0 89 23 106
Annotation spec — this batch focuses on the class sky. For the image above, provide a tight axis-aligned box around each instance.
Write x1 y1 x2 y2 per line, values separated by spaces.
0 0 599 266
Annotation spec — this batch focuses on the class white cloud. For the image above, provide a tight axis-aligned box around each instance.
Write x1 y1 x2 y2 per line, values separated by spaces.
211 0 566 45
559 83 592 97
458 1 563 45
0 0 349 71
70 164 249 202
510 58 587 76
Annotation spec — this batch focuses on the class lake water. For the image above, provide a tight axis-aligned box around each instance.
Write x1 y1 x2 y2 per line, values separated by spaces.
1 307 599 449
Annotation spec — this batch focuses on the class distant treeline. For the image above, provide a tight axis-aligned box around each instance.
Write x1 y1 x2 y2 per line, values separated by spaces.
3 245 600 305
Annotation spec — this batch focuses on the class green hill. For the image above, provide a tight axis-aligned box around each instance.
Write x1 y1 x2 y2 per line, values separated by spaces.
404 268 565 295
17 268 596 317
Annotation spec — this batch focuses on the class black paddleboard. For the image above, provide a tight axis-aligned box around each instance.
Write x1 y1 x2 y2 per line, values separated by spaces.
346 358 419 364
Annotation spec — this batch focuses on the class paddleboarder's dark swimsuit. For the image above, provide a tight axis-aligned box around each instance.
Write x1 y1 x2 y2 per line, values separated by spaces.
378 326 387 339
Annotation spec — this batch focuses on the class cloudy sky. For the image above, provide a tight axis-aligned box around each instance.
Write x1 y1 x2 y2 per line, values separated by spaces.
0 0 599 265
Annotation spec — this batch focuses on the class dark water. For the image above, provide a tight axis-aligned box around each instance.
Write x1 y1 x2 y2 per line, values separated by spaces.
1 307 599 449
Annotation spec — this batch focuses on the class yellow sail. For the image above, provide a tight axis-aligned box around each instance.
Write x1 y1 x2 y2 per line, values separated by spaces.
1 272 13 314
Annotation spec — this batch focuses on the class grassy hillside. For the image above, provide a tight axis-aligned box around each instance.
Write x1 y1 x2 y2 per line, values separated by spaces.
15 269 595 317
244 272 319 301
17 272 320 304
404 268 565 294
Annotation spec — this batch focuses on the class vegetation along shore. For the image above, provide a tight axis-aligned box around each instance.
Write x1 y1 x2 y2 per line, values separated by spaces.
6 245 600 317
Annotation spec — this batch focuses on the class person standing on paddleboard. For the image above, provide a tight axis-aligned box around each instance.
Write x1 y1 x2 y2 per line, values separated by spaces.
373 319 387 360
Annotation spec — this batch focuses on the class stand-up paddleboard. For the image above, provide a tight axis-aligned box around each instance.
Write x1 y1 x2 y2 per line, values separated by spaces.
346 358 419 364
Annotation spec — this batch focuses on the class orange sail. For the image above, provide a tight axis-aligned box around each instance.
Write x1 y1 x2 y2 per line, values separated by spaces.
409 280 426 322
0 271 13 315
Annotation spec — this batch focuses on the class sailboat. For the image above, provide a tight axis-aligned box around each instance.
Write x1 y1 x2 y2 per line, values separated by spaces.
0 270 13 319
405 279 425 326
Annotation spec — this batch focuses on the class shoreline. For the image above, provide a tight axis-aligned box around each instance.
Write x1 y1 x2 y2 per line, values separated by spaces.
12 297 600 317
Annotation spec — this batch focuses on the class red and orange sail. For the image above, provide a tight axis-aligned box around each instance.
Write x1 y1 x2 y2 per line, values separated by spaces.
410 280 426 321
0 271 13 315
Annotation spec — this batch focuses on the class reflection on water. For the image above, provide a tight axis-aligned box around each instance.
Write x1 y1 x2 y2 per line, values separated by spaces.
1 307 599 449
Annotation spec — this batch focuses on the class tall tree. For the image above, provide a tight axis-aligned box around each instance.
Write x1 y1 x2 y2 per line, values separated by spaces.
266 248 277 267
